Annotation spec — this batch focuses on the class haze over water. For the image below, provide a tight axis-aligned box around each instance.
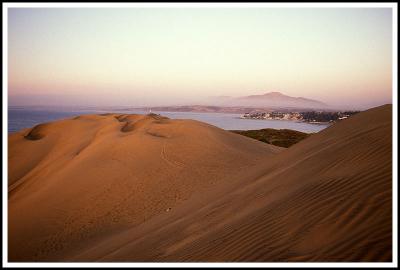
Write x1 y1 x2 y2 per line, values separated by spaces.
6 5 395 264
8 107 329 133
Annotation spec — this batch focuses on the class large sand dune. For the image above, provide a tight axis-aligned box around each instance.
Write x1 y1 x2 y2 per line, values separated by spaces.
8 105 392 262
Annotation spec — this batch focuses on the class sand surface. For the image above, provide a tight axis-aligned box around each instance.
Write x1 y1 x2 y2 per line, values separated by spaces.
8 105 392 262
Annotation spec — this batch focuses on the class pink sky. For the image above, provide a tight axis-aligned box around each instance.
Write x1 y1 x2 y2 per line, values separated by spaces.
8 7 393 110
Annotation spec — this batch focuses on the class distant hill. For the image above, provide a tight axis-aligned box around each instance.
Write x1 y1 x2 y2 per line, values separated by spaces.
138 105 276 114
136 92 329 113
214 91 328 109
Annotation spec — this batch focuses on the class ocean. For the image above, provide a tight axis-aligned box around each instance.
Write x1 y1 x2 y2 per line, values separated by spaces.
8 107 329 134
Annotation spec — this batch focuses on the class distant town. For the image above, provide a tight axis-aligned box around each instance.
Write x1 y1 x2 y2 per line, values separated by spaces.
241 111 360 124
133 105 361 124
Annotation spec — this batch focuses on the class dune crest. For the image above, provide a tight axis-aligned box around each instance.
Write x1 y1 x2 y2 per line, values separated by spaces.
8 105 392 262
8 113 281 261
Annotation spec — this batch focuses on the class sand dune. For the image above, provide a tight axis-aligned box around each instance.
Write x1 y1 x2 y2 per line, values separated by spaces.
8 113 281 261
8 105 392 262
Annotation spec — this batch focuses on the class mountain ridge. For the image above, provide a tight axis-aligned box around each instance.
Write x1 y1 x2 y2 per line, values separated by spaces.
215 91 328 109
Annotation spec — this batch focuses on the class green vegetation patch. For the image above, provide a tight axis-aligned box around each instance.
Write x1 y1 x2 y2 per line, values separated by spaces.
231 128 311 148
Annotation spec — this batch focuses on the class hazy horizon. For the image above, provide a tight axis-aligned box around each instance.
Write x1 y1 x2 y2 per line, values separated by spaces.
8 7 393 110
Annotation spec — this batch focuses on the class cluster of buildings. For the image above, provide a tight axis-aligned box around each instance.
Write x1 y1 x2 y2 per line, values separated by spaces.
241 112 303 121
241 111 356 123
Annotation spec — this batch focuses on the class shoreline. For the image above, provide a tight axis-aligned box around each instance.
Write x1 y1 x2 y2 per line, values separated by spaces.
238 116 332 126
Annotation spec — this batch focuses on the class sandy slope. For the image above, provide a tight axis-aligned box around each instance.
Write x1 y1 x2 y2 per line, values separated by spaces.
8 113 281 261
8 105 392 262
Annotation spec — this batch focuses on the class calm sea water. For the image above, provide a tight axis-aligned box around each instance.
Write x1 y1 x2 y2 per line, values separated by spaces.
8 108 329 134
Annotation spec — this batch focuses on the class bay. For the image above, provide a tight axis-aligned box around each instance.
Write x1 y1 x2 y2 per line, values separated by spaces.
8 107 329 134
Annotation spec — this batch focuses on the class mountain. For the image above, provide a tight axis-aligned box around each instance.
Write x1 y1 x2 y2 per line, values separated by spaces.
8 105 392 262
213 91 328 109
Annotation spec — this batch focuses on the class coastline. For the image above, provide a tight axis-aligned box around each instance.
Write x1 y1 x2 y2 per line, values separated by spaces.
237 116 332 126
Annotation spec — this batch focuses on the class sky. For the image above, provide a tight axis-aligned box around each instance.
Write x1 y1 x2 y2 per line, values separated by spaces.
8 7 393 109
